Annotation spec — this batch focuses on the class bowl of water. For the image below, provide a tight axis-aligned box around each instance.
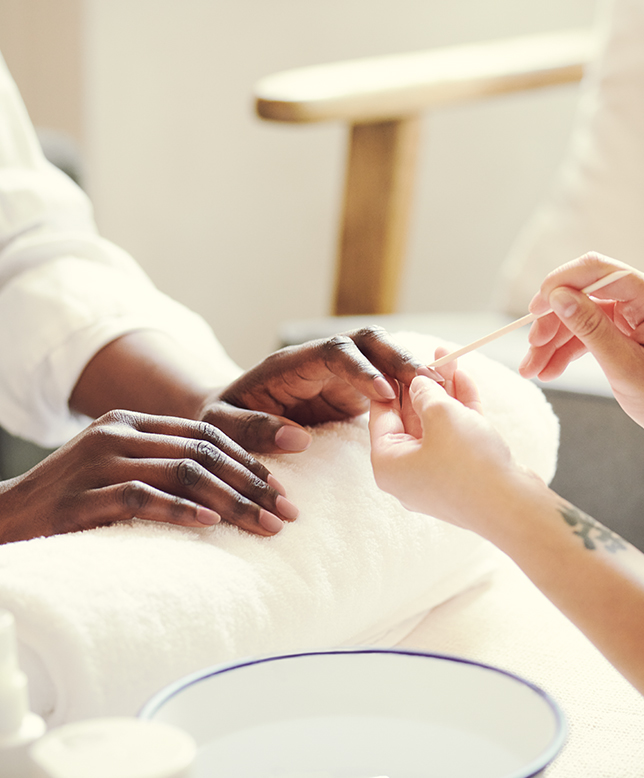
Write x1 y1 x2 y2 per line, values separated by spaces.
139 647 566 778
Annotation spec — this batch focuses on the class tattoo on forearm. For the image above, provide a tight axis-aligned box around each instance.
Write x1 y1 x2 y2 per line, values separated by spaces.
559 504 628 552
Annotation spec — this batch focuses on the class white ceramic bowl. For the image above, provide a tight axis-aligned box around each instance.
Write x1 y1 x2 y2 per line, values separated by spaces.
140 648 566 778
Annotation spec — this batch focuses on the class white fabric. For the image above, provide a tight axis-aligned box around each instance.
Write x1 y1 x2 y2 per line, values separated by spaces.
0 51 240 446
399 555 644 777
0 332 559 726
497 0 644 315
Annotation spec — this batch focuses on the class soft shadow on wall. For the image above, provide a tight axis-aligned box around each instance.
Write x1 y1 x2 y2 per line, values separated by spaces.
82 0 597 368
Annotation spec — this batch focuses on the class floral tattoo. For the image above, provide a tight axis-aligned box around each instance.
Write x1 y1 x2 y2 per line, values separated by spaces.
559 504 628 553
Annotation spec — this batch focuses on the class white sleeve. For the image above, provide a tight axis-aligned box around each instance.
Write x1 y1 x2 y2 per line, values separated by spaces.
0 53 241 447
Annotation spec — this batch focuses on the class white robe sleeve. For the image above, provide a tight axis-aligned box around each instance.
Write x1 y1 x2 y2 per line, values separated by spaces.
0 52 241 447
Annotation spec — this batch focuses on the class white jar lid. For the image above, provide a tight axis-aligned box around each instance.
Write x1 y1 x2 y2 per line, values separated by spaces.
30 717 196 778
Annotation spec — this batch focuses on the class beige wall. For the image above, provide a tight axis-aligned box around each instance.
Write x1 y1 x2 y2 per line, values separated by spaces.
0 0 598 368
0 0 83 142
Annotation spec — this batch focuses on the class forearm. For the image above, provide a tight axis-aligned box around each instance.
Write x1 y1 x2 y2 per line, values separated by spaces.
485 472 644 694
69 331 215 421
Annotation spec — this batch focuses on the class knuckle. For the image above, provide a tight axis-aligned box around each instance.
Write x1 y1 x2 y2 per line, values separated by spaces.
98 408 138 427
174 458 205 488
352 324 387 341
226 493 254 522
573 309 605 339
323 334 354 361
119 480 152 514
192 440 226 474
195 419 223 441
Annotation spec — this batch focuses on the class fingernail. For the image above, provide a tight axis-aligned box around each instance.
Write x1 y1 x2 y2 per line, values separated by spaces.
416 366 445 383
267 474 286 496
275 425 312 451
528 293 550 317
259 510 284 533
196 508 221 526
276 495 299 521
549 288 578 318
373 375 397 399
518 351 531 372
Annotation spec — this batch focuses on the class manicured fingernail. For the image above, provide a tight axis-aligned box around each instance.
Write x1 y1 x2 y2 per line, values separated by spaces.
528 294 550 317
416 366 445 383
196 508 221 526
373 375 397 399
549 288 578 318
275 425 312 451
267 474 286 496
259 510 284 533
276 495 299 521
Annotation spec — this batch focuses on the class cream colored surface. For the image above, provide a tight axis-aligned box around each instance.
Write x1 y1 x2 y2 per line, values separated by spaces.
398 554 644 776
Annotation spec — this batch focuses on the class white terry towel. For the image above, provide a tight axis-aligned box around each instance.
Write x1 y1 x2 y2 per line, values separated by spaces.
0 333 559 726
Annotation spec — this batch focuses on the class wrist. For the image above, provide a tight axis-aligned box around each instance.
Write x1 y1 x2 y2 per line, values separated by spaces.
473 467 558 553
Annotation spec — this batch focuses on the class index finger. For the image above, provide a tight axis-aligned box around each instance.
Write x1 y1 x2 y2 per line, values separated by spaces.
529 253 640 316
345 326 441 387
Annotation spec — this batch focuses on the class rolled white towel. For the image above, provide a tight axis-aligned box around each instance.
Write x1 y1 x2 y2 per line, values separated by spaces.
0 332 559 726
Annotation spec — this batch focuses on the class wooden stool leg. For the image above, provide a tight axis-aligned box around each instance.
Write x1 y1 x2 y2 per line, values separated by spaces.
333 116 420 316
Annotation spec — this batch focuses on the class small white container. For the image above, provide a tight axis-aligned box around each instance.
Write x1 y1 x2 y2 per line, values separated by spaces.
30 717 196 778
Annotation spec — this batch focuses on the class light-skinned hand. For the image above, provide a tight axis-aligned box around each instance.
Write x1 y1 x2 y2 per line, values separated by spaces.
519 253 644 427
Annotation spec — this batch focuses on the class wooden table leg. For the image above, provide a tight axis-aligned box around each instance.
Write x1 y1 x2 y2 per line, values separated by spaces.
333 116 420 316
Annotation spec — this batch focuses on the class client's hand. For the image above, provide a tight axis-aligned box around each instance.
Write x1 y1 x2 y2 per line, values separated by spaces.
519 253 644 428
0 411 297 545
368 349 522 532
205 326 436 454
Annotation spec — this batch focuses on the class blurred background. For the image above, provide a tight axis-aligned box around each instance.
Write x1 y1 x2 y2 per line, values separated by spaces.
0 0 596 369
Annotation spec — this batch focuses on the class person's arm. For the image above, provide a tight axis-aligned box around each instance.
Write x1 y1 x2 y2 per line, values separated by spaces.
369 354 644 695
71 326 440 454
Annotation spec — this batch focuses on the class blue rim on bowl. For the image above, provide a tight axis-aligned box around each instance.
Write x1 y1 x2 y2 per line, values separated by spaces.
140 647 567 778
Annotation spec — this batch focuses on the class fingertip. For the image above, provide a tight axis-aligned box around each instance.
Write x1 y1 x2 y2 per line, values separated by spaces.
276 494 299 521
410 374 439 392
267 474 286 496
275 425 312 452
258 510 284 534
196 508 221 526
373 374 397 399
416 365 445 383
549 287 579 319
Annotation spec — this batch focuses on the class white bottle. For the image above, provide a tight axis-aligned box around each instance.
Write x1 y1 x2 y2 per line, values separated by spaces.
0 608 47 778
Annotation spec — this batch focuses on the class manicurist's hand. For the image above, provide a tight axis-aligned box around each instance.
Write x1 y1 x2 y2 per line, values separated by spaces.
368 348 523 531
211 326 439 454
0 411 298 545
369 347 644 696
519 253 644 427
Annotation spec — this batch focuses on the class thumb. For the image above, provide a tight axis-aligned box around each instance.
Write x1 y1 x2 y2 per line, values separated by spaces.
549 286 640 380
408 374 448 418
202 403 312 454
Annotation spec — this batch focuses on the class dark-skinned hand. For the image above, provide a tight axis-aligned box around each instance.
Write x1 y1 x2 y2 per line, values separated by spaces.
0 410 298 545
199 326 439 454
